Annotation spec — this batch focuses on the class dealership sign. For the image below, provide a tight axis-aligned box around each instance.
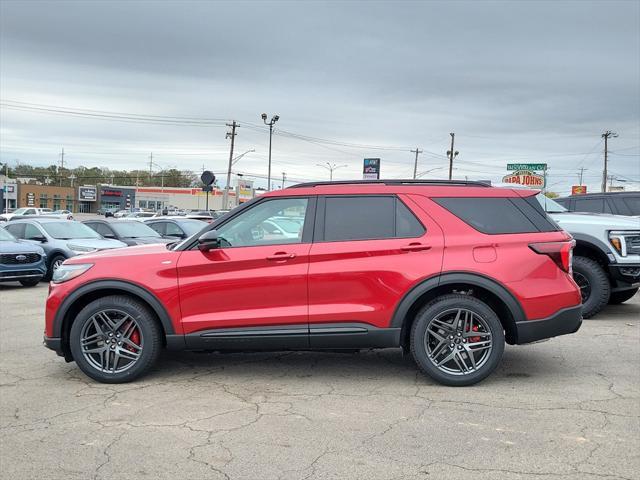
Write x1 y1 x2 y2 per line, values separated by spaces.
78 186 97 202
507 163 547 171
502 170 545 187
26 192 35 206
363 158 381 180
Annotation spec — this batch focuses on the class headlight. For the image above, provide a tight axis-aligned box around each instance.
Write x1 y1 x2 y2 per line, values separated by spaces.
52 264 93 284
609 230 640 257
67 243 97 254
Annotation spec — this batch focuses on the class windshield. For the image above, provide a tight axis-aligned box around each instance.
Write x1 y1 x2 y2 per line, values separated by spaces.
0 228 16 241
42 222 102 239
536 193 567 213
111 221 160 238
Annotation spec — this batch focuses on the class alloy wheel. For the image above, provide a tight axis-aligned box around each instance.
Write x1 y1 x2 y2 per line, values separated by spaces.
573 271 591 303
80 309 143 373
424 308 493 375
52 258 64 271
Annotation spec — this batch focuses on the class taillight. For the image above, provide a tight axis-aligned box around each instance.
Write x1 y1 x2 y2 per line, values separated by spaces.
529 240 575 274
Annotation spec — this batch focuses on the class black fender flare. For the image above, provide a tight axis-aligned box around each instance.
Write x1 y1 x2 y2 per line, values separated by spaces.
571 232 612 264
52 279 176 338
390 272 527 329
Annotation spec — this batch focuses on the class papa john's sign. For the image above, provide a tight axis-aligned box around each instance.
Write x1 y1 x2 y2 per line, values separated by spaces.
502 170 545 187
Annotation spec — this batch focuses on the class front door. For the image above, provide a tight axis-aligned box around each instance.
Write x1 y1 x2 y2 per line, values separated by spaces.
176 196 315 349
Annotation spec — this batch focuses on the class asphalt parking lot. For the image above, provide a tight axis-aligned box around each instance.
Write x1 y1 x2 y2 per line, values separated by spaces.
0 284 638 480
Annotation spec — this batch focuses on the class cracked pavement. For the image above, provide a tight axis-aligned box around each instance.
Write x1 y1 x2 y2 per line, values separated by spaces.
1 284 638 479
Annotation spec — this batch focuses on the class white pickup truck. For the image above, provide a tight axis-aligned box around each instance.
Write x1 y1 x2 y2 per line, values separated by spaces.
539 194 640 318
0 207 73 222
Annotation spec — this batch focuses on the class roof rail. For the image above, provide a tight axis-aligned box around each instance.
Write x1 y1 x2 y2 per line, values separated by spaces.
288 179 492 189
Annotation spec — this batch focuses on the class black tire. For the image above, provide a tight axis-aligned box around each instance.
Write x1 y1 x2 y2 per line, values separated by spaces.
572 256 610 319
19 277 41 287
410 294 505 386
608 288 639 305
69 295 162 383
44 254 67 281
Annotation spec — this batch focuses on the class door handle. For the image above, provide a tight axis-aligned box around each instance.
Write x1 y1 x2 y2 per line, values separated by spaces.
401 243 432 252
266 252 297 261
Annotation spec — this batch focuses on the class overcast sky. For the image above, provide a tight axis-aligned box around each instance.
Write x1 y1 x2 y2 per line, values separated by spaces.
1 0 639 193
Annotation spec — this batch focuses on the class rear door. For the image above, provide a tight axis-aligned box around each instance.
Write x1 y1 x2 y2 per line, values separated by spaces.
307 194 444 346
175 196 315 348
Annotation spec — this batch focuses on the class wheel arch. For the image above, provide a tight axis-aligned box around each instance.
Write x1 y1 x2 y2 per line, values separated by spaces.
54 280 175 360
571 234 611 271
392 272 526 346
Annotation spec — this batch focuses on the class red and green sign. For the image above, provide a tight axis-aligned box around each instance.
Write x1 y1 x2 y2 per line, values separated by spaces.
502 170 545 187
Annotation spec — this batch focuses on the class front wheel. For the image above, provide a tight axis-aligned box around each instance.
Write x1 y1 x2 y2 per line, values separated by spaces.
410 294 505 386
69 295 162 383
608 288 638 305
45 254 66 281
19 277 41 287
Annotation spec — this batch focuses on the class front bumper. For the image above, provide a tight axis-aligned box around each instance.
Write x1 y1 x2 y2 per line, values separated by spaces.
515 305 582 344
608 263 640 292
43 335 64 357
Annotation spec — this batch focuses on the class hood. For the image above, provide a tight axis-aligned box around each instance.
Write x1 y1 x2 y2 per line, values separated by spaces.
68 243 171 263
65 238 128 250
0 240 46 255
549 212 640 229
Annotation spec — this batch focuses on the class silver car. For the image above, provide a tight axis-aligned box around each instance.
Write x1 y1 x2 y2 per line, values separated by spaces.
2 218 126 280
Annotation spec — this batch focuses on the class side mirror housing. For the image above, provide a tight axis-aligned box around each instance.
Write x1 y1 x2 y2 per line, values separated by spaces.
198 230 221 252
29 236 47 243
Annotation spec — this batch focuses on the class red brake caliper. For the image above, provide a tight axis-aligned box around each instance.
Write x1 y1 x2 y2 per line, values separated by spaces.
126 323 140 352
469 325 481 343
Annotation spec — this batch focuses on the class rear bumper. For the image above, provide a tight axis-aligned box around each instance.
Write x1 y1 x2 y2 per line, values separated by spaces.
515 305 582 344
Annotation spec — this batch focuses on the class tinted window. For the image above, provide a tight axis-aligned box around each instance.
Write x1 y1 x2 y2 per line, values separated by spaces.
216 197 308 247
165 222 185 237
574 198 605 213
147 222 166 236
434 197 556 234
622 196 640 215
4 223 25 238
323 196 424 241
24 224 43 240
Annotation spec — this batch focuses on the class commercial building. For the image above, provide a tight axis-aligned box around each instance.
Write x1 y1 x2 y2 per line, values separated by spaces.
135 186 237 211
0 174 18 212
17 184 75 211
98 185 136 212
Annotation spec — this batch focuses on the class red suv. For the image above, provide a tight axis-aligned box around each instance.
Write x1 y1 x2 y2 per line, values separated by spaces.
44 180 582 386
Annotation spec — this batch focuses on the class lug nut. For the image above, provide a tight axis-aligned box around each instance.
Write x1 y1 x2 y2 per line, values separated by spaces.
462 339 467 343
457 332 462 336
118 342 122 346
110 345 115 350
450 343 455 348
449 335 454 340
458 345 463 350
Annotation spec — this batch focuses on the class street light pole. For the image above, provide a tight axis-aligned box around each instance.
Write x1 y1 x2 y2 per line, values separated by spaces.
261 113 279 191
317 162 348 181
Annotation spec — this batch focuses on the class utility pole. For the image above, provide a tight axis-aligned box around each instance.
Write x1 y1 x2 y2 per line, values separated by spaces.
447 133 458 180
578 167 587 185
317 162 348 181
261 113 280 191
601 130 617 192
281 172 286 189
149 152 153 184
223 121 238 210
410 147 423 179
59 147 65 186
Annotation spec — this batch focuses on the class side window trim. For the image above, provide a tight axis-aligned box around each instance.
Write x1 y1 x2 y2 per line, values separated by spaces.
316 194 425 243
186 196 317 250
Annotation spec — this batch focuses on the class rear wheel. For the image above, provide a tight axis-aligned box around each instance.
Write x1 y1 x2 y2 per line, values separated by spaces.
410 294 505 386
572 256 610 318
608 288 638 305
19 278 41 287
69 295 162 383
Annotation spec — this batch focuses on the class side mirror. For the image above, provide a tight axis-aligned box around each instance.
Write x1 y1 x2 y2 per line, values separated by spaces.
29 236 47 243
198 230 221 252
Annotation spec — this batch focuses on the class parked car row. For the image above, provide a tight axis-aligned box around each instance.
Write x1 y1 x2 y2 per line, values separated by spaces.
0 207 74 221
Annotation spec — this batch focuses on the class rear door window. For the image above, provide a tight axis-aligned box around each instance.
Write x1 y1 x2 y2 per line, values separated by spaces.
321 196 425 241
574 198 605 213
4 223 25 238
